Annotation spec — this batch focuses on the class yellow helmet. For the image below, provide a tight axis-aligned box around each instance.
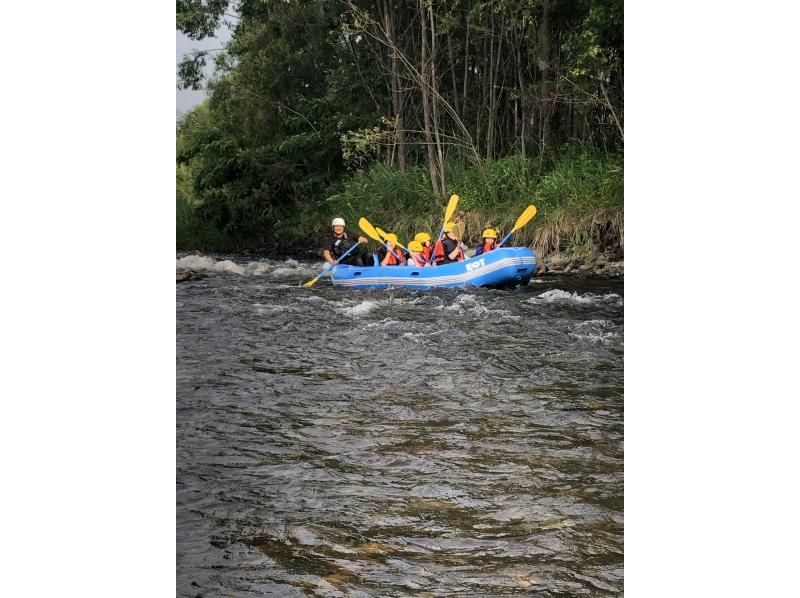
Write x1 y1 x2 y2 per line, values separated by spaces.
444 222 456 233
408 240 423 252
482 228 498 239
383 233 398 244
414 232 432 244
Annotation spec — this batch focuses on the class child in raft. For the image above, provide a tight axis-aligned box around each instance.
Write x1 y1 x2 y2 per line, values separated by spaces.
474 228 498 256
413 232 434 264
406 240 430 266
378 233 408 266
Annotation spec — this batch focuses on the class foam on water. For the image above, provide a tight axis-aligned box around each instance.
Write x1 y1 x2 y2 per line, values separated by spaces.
177 255 245 275
569 319 623 345
365 318 403 329
439 293 520 321
177 255 315 278
338 299 382 316
401 330 446 343
242 258 315 277
442 294 482 313
528 289 623 305
252 302 285 315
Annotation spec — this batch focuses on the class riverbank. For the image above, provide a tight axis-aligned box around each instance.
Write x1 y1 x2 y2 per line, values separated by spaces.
539 248 624 279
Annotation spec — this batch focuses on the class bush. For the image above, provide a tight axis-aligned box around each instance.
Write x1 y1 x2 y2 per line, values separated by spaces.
176 146 623 257
176 195 236 252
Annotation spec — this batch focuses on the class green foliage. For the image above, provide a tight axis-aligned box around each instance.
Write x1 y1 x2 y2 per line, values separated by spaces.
175 0 623 254
535 149 623 213
324 163 440 242
340 117 396 171
446 154 541 211
320 148 623 251
177 51 208 90
177 0 230 41
176 194 238 252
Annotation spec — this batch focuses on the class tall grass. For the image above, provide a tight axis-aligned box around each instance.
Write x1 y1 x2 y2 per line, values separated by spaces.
324 164 442 245
177 148 623 258
325 149 623 257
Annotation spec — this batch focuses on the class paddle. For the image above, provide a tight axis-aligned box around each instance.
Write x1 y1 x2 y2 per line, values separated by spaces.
375 226 410 253
360 217 407 263
430 194 460 263
359 216 381 242
302 241 360 287
453 221 467 259
496 205 538 248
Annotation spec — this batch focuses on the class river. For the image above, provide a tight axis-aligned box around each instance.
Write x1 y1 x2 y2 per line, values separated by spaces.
176 254 623 596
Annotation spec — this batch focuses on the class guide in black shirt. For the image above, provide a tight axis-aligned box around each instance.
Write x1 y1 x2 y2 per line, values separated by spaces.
322 217 368 266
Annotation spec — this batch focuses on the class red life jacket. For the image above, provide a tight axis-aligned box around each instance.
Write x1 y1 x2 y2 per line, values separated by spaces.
481 242 495 254
433 239 446 263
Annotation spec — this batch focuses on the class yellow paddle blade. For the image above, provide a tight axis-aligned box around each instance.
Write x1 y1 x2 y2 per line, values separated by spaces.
302 262 333 287
512 204 537 232
444 194 460 224
453 221 465 240
375 226 408 249
359 217 383 242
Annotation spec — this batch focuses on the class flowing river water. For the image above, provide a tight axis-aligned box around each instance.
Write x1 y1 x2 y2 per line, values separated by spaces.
176 254 624 597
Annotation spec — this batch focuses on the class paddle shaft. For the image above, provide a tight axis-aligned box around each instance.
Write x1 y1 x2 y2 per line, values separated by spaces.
370 223 408 261
303 241 360 287
496 230 515 248
429 194 460 264
329 239 361 265
497 205 537 248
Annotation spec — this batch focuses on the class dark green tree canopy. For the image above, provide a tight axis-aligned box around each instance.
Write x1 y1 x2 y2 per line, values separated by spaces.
177 0 623 252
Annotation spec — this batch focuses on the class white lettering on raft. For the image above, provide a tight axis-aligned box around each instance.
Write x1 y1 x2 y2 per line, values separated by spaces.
465 258 486 272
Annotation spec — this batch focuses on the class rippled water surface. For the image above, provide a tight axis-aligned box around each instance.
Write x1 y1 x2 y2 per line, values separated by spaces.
177 255 623 596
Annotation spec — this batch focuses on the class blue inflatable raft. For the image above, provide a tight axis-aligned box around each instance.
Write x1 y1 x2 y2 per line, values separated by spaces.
330 247 536 289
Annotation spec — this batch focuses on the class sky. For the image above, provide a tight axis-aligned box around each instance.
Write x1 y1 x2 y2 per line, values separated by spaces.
176 23 233 117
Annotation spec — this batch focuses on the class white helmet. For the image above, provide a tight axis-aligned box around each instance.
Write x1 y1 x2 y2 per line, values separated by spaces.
331 217 346 227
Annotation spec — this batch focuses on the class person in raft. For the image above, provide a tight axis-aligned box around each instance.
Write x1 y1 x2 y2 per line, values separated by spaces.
433 222 467 264
322 218 368 266
378 233 408 266
406 240 430 266
414 232 434 264
474 228 498 256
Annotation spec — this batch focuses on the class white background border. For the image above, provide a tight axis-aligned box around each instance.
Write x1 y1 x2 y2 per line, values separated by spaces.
1 1 799 595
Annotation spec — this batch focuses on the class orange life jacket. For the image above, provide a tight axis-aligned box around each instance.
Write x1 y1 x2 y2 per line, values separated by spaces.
481 242 495 254
422 245 433 263
385 249 405 266
409 253 426 267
